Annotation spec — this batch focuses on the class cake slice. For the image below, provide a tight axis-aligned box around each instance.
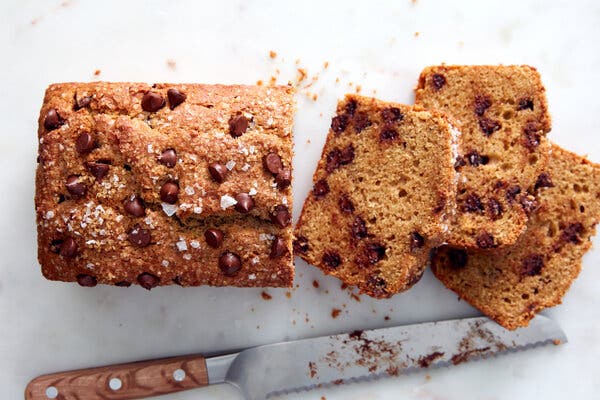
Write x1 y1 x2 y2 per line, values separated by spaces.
416 65 552 249
294 95 457 298
431 145 600 329
35 82 295 288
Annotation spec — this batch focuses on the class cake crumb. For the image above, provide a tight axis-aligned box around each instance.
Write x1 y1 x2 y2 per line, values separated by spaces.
295 58 301 65
269 50 277 59
414 31 420 37
321 397 327 400
355 85 362 93
312 280 320 288
340 283 348 290
166 59 176 70
553 339 562 345
331 308 342 319
285 291 292 299
93 69 101 76
323 61 329 69
335 77 340 84
350 293 361 302
297 68 307 82
261 291 272 300
312 93 318 101
256 79 264 86
384 315 390 321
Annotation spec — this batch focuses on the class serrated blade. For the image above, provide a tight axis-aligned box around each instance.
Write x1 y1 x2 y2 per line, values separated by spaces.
221 315 565 399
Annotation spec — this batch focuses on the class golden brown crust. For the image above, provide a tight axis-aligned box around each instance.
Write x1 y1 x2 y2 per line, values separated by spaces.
416 65 552 249
294 94 457 298
431 144 600 329
36 82 295 288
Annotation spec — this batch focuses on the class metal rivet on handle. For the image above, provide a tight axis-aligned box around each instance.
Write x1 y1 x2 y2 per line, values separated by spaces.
109 377 122 391
45 386 58 399
173 368 186 382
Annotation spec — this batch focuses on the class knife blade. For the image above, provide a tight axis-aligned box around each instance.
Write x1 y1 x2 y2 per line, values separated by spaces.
24 315 565 400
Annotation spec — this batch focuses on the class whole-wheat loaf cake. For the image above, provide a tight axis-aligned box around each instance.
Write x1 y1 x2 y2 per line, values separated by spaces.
416 65 552 249
35 82 295 289
294 95 457 298
431 145 600 329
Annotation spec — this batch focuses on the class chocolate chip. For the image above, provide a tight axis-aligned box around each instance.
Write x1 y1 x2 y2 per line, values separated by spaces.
433 194 446 214
208 163 228 183
66 175 87 197
219 252 242 276
463 193 484 213
340 144 355 165
76 274 97 287
487 198 503 220
85 161 110 182
339 194 354 213
76 132 95 155
518 98 534 111
123 164 132 171
160 181 179 204
322 251 341 269
381 107 403 124
158 149 177 168
49 239 63 253
172 276 183 286
365 275 388 297
124 195 145 217
359 242 386 266
447 248 468 269
326 149 341 173
476 232 495 249
263 152 283 174
293 236 309 254
115 281 131 287
141 91 165 112
167 88 187 110
560 222 584 244
234 193 254 213
431 74 446 91
59 237 78 258
520 195 539 215
345 99 358 116
474 95 491 116
351 216 368 239
73 93 92 110
275 169 291 189
506 185 521 203
271 205 291 228
331 114 349 134
205 229 224 248
535 172 554 189
353 112 372 132
270 236 287 258
409 231 425 251
454 156 466 170
137 272 160 290
229 113 249 137
518 254 544 277
478 117 501 136
465 151 489 166
380 128 399 142
44 109 64 131
313 179 329 199
523 121 542 151
128 224 151 247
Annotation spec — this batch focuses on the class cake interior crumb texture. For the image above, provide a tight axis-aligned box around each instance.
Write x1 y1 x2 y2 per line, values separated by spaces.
294 94 457 298
35 82 295 289
416 65 552 249
431 145 600 329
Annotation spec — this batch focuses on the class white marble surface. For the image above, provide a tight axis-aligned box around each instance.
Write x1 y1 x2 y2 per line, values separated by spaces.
1 0 600 399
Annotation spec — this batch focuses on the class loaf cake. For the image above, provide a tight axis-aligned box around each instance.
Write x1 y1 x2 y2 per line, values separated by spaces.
431 145 600 329
294 95 457 298
35 82 295 289
416 65 552 249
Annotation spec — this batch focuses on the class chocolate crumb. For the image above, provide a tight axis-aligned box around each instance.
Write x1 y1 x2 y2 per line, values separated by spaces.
535 172 554 189
431 73 446 91
473 95 491 116
478 117 501 136
261 291 272 300
313 179 329 198
322 251 341 269
418 351 444 368
476 232 495 249
331 308 342 319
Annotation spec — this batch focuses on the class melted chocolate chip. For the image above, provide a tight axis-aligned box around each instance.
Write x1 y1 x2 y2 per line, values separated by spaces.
219 252 242 276
137 272 160 290
293 236 309 254
519 254 544 277
381 107 403 124
433 194 446 214
234 193 254 213
487 198 503 220
465 151 489 166
263 152 283 174
339 194 355 213
128 224 151 247
506 185 521 203
331 114 349 134
73 93 92 110
351 216 368 239
518 98 534 111
115 281 131 287
520 195 539 215
463 193 484 213
76 274 97 287
431 74 446 91
141 92 165 112
362 242 386 265
76 132 95 155
208 163 228 183
322 251 341 269
353 112 372 132
340 144 355 165
409 231 425 251
275 169 292 189
326 149 342 173
124 195 145 217
560 222 584 244
523 121 542 151
476 232 495 249
446 248 468 269
229 114 249 137
158 149 177 168
535 172 554 189
44 109 64 131
474 95 492 116
345 99 358 116
66 175 87 197
205 229 224 248
59 237 78 258
478 117 501 136
454 156 466 170
160 181 179 204
313 179 329 198
270 236 287 258
172 276 183 286
364 275 388 297
380 128 399 142
167 88 186 110
49 239 63 254
271 205 291 228
85 161 110 182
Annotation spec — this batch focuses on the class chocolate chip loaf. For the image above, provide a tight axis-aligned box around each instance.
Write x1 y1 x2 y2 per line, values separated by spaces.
416 65 552 249
431 144 600 329
35 82 295 289
294 95 457 298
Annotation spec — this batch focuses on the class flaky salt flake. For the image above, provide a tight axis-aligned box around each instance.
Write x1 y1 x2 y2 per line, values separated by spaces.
45 210 55 219
193 206 203 214
225 160 236 170
176 239 187 252
248 188 258 196
162 202 178 217
161 260 170 267
251 256 260 265
241 163 251 171
249 145 256 154
259 233 275 241
86 263 94 270
147 144 153 153
281 197 288 205
190 240 200 249
248 273 257 280
220 195 237 209
183 253 192 260
185 186 195 195
115 215 123 222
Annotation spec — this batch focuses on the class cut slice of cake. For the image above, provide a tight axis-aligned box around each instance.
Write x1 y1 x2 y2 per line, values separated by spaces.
416 65 552 249
294 94 457 298
431 144 600 329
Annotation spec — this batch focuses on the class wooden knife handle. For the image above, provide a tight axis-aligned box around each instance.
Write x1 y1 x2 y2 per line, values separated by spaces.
24 354 209 400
